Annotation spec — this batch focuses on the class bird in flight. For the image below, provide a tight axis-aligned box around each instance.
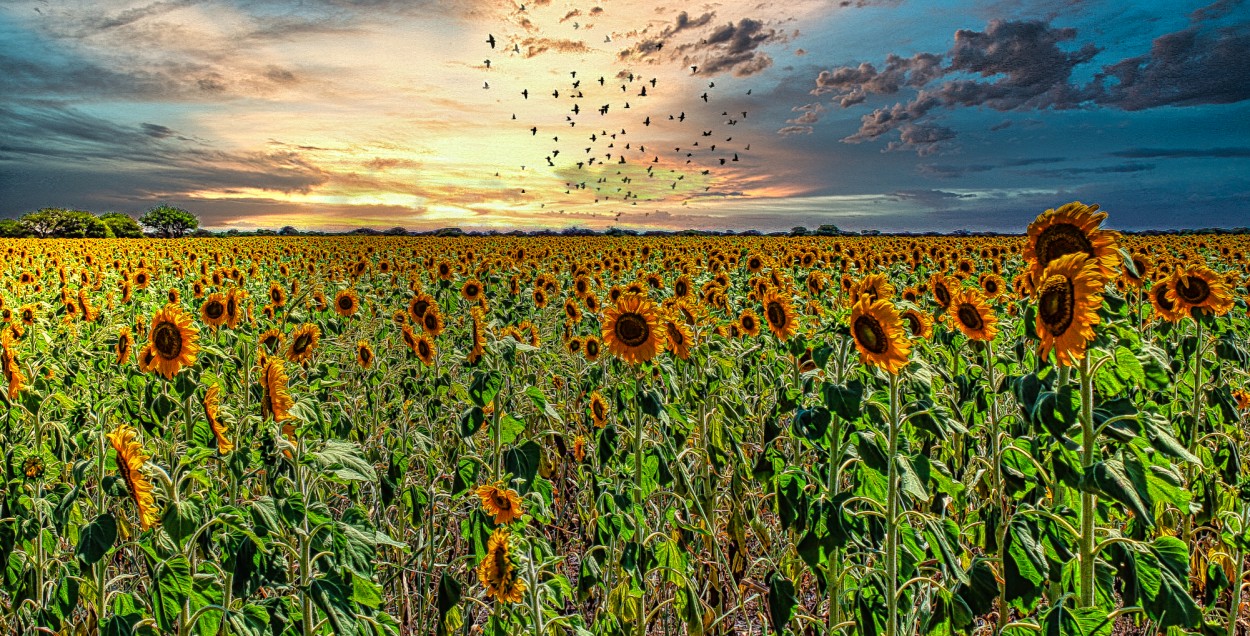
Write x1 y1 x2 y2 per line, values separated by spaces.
521 89 528 99
486 34 496 48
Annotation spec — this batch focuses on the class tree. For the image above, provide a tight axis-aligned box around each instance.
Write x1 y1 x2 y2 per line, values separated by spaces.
0 219 30 238
19 208 112 238
20 208 64 238
279 225 300 236
789 226 809 237
99 213 144 238
814 224 841 236
139 204 199 238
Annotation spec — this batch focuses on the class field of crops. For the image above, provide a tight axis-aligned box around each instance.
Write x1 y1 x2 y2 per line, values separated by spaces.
1 202 1248 636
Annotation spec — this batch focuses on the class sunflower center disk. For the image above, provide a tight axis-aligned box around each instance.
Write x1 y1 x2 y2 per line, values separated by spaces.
1154 284 1175 310
1038 223 1094 268
1038 275 1075 336
1176 275 1210 304
615 313 650 347
766 302 787 329
904 313 921 336
854 316 888 354
957 304 984 331
205 302 224 319
152 322 183 359
294 334 312 353
339 297 353 310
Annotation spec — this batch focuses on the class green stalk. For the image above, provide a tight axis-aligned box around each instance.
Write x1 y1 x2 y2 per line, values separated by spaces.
633 370 647 636
1078 354 1097 608
1229 500 1249 636
987 342 1008 633
1184 318 1203 545
886 371 901 636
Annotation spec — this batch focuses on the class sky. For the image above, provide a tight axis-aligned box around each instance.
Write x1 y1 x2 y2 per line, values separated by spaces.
0 0 1247 233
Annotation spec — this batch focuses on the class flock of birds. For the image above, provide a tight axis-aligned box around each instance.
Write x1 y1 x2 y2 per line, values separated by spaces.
480 14 757 219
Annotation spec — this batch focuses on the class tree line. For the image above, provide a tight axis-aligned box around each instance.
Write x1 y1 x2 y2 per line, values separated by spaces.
0 205 200 239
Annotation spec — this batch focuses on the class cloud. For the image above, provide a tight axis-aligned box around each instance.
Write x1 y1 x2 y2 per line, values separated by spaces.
891 189 975 205
918 156 1064 178
884 123 956 155
1093 25 1250 110
620 12 782 77
806 15 1250 154
1110 147 1250 158
520 37 592 57
777 125 813 135
1026 162 1155 178
140 123 177 138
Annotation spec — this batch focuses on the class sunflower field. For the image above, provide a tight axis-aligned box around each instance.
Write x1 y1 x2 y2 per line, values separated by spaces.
2 202 1249 636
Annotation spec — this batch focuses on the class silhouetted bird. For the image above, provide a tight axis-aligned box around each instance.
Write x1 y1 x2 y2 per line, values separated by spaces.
700 93 708 102
487 34 496 48
522 89 528 99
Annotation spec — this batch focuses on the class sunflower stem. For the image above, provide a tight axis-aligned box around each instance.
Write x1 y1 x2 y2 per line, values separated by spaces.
987 341 1009 634
1184 318 1203 545
633 368 648 636
1078 353 1097 608
886 370 901 636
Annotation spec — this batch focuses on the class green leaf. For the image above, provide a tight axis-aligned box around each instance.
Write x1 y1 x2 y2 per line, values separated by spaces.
503 440 542 494
822 379 864 421
75 513 116 565
150 554 193 633
1041 601 1113 636
525 385 564 423
792 406 831 441
310 440 376 482
766 571 797 635
1082 460 1152 527
470 371 503 407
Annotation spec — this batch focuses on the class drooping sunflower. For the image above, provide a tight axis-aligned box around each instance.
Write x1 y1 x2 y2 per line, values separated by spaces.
478 528 526 604
930 273 953 311
1166 264 1234 317
260 357 294 422
200 293 227 328
737 308 761 338
147 303 199 379
107 424 160 530
761 289 798 341
947 286 999 342
1024 201 1120 285
1233 389 1250 412
286 323 320 364
334 289 360 317
205 383 233 454
475 483 524 525
589 391 609 428
849 296 912 374
259 328 284 353
850 274 896 305
137 344 158 374
467 308 486 364
224 288 245 329
900 308 933 340
77 289 98 322
116 326 134 365
1148 278 1184 323
664 312 693 360
0 330 25 400
356 340 375 369
1035 253 1104 367
602 294 666 364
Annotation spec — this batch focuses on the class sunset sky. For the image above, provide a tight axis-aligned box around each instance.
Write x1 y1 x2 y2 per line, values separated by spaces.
1 0 1247 232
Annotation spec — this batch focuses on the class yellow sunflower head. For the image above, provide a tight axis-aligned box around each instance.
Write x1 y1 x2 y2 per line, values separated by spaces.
334 289 360 317
761 290 798 341
1024 201 1120 286
260 357 294 423
947 285 999 342
1148 278 1184 323
900 308 934 340
148 303 199 379
200 292 227 327
356 340 375 369
849 296 912 375
477 528 526 604
602 294 666 364
107 424 160 530
205 383 233 454
1166 265 1233 318
1035 253 1104 367
286 323 320 364
475 483 524 525
589 391 609 428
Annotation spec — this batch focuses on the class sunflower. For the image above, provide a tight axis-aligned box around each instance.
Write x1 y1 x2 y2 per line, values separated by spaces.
467 307 486 364
257 328 283 354
268 282 286 307
416 334 436 366
116 326 134 365
147 303 199 379
205 383 233 454
1024 201 1120 285
422 307 445 337
761 290 798 341
286 323 320 364
408 293 434 322
737 308 761 338
900 308 933 340
565 336 583 355
476 483 524 525
108 424 160 530
18 304 36 325
602 294 665 364
849 296 912 374
1234 389 1250 412
1035 253 1104 367
225 288 245 329
1148 278 1184 323
0 330 25 400
200 292 227 327
564 298 582 323
77 289 98 321
1167 265 1234 317
930 273 953 311
334 289 360 317
674 275 692 300
590 391 609 428
1125 252 1151 287
260 357 294 422
979 273 1006 299
137 344 158 374
664 312 693 360
357 340 375 369
947 286 999 342
850 274 895 305
572 435 587 462
461 279 484 303
478 528 526 604
580 336 601 362
133 269 151 289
